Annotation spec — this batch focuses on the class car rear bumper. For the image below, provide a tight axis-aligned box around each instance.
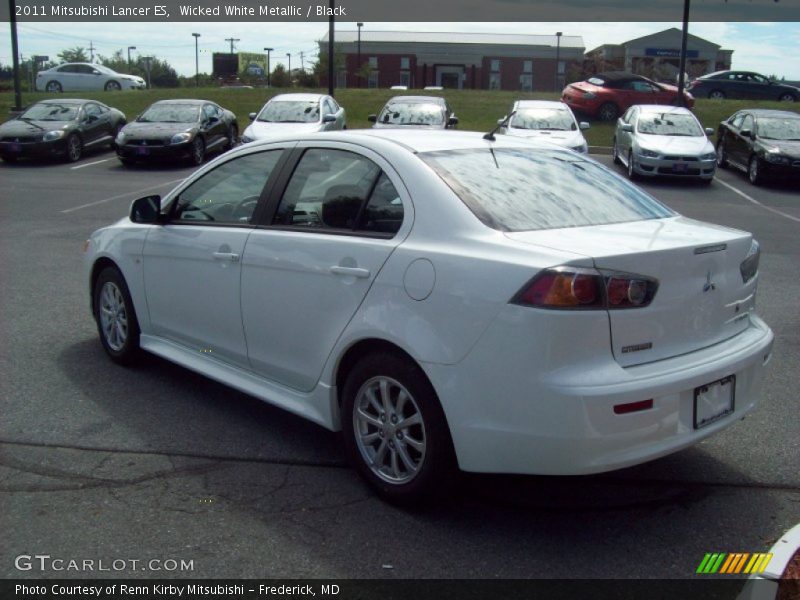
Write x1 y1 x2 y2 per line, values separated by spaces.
424 312 773 475
633 155 717 179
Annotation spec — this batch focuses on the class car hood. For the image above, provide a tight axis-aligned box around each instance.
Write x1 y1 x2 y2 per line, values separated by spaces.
122 121 197 138
0 119 71 136
759 139 800 158
637 134 714 155
504 128 585 148
244 121 322 140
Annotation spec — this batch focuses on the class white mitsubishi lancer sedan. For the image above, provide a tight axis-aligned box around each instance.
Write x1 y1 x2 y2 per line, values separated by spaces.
84 129 774 504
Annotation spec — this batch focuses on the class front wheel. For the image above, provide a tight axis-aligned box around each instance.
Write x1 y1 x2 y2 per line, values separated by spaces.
748 156 764 186
65 134 82 162
105 80 122 91
612 137 621 164
190 136 205 166
627 151 638 180
341 352 456 505
597 102 619 122
45 80 62 93
93 267 141 365
716 141 729 168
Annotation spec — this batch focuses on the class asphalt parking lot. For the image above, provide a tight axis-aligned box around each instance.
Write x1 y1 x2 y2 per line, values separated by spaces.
1 147 798 581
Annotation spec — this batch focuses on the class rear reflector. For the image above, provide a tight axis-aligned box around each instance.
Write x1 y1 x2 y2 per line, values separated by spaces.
613 399 654 415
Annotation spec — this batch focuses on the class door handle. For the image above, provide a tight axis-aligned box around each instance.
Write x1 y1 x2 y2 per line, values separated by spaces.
213 252 240 262
330 266 370 278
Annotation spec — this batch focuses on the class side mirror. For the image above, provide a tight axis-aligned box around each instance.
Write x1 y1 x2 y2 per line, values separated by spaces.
620 123 634 133
130 195 162 224
579 121 591 130
322 114 337 123
705 127 714 136
740 128 753 138
248 112 257 121
367 114 377 123
448 116 459 127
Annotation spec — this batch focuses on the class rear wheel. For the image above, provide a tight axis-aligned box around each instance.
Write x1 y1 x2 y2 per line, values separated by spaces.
597 102 619 122
708 90 725 100
716 141 729 168
778 92 796 102
748 156 764 186
65 134 82 162
341 352 456 505
45 80 62 93
93 267 141 365
105 80 122 91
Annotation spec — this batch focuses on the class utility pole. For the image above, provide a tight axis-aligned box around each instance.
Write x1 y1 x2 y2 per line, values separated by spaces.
328 0 334 97
127 46 136 68
357 22 363 88
89 40 95 62
192 33 201 87
554 31 562 92
264 47 273 87
677 0 691 107
9 0 22 110
299 51 305 73
286 53 291 86
225 38 240 54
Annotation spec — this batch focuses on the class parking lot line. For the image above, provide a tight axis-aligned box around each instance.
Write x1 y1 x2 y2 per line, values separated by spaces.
70 158 112 170
60 178 185 214
715 178 800 224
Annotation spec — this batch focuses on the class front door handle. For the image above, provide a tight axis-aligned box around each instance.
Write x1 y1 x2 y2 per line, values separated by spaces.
330 266 370 278
213 252 240 262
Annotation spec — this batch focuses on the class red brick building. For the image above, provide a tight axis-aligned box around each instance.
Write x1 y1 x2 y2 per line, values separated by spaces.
319 30 585 91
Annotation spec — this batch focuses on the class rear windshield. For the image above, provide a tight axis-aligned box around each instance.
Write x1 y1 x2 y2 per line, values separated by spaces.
378 102 444 126
419 148 674 232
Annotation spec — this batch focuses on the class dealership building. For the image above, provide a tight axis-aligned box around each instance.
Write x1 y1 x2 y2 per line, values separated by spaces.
318 30 585 91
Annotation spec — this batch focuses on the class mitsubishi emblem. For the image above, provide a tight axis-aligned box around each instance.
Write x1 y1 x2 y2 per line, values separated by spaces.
703 271 717 292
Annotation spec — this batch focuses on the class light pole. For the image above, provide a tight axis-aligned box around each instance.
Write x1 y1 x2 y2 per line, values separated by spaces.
286 53 291 86
191 33 200 87
554 31 563 92
127 46 136 68
264 47 273 87
677 0 690 107
142 56 153 89
357 22 363 88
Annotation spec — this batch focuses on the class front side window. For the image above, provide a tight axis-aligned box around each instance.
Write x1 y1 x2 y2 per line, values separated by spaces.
172 150 282 225
83 103 102 118
420 148 674 232
741 114 755 132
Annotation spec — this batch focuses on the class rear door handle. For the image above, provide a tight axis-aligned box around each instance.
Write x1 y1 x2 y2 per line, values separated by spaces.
213 252 240 262
330 266 370 278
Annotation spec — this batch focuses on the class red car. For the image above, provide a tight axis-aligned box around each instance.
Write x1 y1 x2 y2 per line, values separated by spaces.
562 72 695 121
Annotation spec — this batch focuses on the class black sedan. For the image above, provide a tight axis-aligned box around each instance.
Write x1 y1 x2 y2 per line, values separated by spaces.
688 71 799 102
716 109 800 185
0 99 125 163
116 99 238 166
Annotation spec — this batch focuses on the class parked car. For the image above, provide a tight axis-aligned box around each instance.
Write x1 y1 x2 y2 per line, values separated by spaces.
688 71 799 102
36 63 146 93
612 105 717 183
84 129 773 503
497 100 590 153
369 96 457 129
0 99 125 163
716 109 800 185
562 71 694 121
240 93 345 143
115 99 238 166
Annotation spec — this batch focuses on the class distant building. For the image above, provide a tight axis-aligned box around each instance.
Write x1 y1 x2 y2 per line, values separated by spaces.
585 28 733 82
319 30 585 91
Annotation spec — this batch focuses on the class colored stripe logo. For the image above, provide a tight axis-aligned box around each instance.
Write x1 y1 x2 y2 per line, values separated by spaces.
696 553 773 574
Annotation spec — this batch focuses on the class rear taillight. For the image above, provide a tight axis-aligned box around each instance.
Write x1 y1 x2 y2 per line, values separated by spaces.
512 267 658 310
740 239 760 284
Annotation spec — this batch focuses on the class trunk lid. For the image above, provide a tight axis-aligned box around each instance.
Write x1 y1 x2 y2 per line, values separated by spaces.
505 217 757 366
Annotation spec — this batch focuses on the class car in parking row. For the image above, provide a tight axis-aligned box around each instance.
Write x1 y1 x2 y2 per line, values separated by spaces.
240 93 346 144
687 71 799 102
36 63 146 93
496 100 590 153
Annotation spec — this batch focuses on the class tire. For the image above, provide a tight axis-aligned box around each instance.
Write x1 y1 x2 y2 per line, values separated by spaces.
716 141 729 169
597 102 619 122
65 134 82 162
225 126 238 150
118 157 134 167
708 90 725 100
105 80 122 91
627 151 638 180
190 136 205 166
341 352 456 505
612 137 621 164
93 267 141 365
45 80 62 93
778 93 796 102
748 155 764 186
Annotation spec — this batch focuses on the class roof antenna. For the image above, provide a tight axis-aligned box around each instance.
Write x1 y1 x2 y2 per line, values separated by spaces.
484 110 515 141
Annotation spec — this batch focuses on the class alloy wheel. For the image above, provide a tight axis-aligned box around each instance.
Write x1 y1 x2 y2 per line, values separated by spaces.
99 282 128 352
66 135 82 162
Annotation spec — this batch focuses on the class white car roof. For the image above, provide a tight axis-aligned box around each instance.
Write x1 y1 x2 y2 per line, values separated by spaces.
513 100 570 110
269 93 326 102
636 104 695 115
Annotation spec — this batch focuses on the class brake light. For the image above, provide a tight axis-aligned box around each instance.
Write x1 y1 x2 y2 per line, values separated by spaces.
740 239 760 283
512 267 658 310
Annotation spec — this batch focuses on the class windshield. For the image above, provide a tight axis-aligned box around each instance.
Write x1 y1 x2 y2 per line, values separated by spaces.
510 108 575 131
758 117 800 141
637 113 703 136
378 102 444 126
258 100 320 123
138 104 200 123
21 103 79 121
420 148 674 232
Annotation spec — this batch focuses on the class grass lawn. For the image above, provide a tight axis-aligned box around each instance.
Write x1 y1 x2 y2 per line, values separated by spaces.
2 87 798 147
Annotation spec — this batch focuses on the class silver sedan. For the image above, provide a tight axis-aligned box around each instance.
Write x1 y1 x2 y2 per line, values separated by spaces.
613 105 717 183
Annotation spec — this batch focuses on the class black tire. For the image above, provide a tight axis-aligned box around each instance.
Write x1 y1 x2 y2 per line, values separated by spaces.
45 80 62 93
105 80 122 91
748 155 764 186
341 352 457 505
708 90 725 100
93 266 141 365
778 92 796 102
612 137 621 164
65 134 82 162
597 102 619 122
225 126 238 150
716 141 729 169
627 150 638 180
190 136 205 166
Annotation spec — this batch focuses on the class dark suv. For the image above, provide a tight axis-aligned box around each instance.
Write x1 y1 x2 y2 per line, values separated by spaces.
688 71 799 102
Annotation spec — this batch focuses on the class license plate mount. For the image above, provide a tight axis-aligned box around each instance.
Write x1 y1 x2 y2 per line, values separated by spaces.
673 162 689 173
694 375 735 430
136 146 150 156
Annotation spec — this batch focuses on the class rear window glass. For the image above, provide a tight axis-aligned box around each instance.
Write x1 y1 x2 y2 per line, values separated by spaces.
419 148 674 232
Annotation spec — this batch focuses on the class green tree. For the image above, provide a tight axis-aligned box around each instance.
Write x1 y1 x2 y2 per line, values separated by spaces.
313 50 345 83
97 51 179 87
58 46 89 63
270 64 290 87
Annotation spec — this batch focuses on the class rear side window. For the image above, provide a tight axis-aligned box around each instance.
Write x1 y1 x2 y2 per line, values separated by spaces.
420 148 674 232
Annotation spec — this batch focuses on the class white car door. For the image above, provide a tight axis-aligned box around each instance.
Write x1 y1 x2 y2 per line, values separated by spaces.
241 143 410 391
142 148 286 367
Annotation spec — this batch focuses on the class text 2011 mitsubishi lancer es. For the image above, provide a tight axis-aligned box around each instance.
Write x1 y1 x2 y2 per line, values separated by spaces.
84 129 774 503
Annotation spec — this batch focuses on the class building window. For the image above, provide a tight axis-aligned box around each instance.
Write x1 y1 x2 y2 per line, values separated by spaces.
368 71 379 88
558 61 566 75
400 56 410 69
489 72 501 90
523 60 532 73
400 71 411 87
490 59 500 72
519 74 533 91
337 70 347 89
368 57 377 68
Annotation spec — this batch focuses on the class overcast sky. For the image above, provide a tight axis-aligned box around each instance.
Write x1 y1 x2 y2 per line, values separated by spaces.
3 21 799 80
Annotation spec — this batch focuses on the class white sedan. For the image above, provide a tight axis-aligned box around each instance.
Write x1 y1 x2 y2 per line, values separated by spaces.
36 63 146 93
84 130 773 503
240 93 346 143
497 100 590 153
